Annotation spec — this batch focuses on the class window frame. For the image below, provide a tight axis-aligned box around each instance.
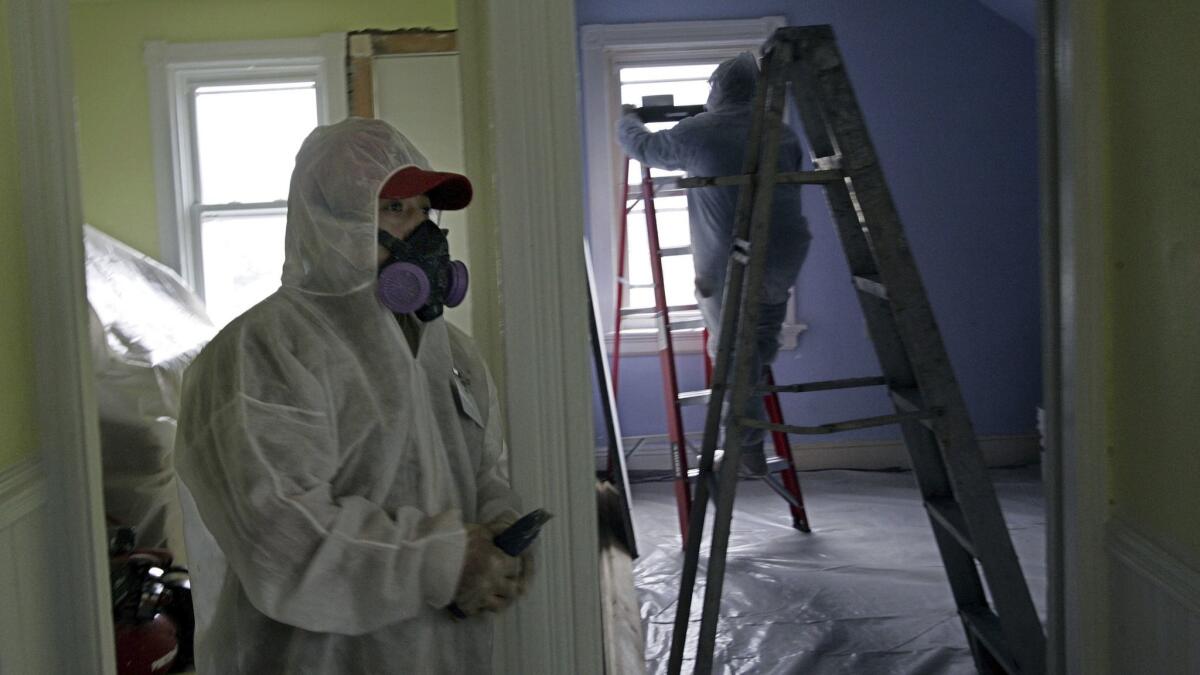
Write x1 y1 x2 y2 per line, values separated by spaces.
580 17 806 355
145 36 347 297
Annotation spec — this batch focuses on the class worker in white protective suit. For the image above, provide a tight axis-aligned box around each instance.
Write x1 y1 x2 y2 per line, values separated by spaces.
617 51 812 475
175 117 530 674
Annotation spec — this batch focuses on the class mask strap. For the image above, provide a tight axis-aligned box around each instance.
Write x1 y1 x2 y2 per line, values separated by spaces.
377 229 410 260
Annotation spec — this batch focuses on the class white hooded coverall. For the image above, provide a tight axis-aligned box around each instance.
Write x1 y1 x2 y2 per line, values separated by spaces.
175 118 521 674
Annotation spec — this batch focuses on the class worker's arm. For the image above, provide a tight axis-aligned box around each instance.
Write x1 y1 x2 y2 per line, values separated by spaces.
616 111 697 171
175 331 467 636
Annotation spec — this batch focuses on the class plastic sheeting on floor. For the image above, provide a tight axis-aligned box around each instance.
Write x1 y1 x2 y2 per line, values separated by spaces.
631 466 1046 674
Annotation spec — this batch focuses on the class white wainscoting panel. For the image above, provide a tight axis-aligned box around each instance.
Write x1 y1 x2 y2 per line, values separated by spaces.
1108 517 1200 675
0 458 53 675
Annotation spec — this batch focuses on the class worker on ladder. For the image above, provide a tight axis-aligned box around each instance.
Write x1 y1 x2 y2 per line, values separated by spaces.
616 51 812 476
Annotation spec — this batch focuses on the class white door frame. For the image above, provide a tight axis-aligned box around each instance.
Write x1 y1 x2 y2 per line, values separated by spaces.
6 0 115 672
1043 0 1110 673
456 0 603 673
10 0 601 673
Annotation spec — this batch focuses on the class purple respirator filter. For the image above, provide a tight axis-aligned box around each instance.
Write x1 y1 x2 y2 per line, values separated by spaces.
376 260 469 315
445 260 469 307
377 262 431 315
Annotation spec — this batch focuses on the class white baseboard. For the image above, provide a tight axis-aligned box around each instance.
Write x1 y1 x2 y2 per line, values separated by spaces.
1106 517 1200 674
0 457 55 675
604 433 1041 473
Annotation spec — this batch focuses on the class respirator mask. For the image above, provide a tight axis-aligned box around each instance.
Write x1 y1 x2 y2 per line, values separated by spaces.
376 220 469 321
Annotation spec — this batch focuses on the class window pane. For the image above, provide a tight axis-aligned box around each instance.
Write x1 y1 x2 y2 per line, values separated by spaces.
620 80 712 108
621 206 695 309
200 212 286 326
631 196 690 249
629 288 655 308
619 64 717 84
194 81 318 204
625 212 652 287
662 254 696 306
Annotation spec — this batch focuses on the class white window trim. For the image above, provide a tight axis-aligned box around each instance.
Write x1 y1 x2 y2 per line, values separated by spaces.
580 17 807 356
145 35 348 290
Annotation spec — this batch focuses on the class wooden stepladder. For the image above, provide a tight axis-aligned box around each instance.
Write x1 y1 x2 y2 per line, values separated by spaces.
669 25 1046 675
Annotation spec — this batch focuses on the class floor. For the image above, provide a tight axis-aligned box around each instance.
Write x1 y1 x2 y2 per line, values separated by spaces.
630 466 1047 674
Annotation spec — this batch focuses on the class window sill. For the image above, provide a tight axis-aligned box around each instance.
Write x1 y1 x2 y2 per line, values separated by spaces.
604 322 806 356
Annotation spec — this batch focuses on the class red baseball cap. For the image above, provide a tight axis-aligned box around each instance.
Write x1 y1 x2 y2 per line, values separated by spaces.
379 165 473 210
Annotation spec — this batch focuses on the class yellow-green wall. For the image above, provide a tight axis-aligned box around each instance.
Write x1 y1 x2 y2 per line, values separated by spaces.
69 0 456 259
0 0 39 471
1107 1 1200 571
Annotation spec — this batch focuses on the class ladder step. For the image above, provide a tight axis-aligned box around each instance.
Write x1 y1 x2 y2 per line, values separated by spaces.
626 175 689 201
889 386 923 409
675 169 844 189
677 389 711 407
889 387 936 430
852 274 888 300
764 455 788 471
759 467 803 509
740 409 937 435
668 317 706 331
959 607 1021 675
924 497 977 558
619 303 700 319
626 189 687 201
616 277 654 289
765 375 887 394
685 447 723 479
813 155 842 171
658 245 693 257
686 454 790 480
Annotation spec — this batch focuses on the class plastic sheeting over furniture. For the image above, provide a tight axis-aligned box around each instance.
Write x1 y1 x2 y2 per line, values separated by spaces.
84 225 215 554
633 467 1046 674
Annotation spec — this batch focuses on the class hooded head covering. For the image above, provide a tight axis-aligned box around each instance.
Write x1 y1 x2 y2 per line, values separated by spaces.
706 51 760 112
281 117 428 297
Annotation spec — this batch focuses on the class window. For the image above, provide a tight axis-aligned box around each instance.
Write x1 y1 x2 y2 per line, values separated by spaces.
146 36 346 326
618 63 719 311
580 17 805 354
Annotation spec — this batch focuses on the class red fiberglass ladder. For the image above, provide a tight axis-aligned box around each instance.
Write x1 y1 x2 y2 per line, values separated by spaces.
610 107 811 539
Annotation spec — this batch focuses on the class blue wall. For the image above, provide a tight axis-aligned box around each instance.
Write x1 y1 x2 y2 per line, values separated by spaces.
581 0 1040 445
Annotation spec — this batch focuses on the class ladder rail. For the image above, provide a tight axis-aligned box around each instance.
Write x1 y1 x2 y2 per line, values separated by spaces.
794 80 1017 668
639 162 695 537
792 26 1045 673
696 39 795 675
695 42 794 675
763 369 809 532
666 39 777 675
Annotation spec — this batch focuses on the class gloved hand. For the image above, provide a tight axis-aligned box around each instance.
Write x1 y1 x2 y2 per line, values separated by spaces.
451 523 521 617
486 513 536 595
621 103 639 117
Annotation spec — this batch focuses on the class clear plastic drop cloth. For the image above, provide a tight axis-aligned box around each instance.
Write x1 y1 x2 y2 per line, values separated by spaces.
632 466 1046 674
84 225 216 555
